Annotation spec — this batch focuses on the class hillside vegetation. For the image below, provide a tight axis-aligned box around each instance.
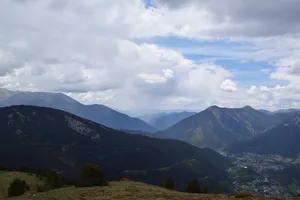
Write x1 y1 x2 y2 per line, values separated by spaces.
0 171 44 198
227 114 300 157
2 181 300 200
157 106 297 149
0 105 231 191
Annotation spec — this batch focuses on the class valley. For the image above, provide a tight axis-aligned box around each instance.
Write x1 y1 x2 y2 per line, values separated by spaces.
2 1 300 199
219 151 300 197
1 90 300 198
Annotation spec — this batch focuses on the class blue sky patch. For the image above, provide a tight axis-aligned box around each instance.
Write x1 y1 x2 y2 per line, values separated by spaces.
135 35 286 88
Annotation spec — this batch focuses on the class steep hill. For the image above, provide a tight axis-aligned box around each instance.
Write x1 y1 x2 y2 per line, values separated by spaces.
0 105 231 191
156 106 294 149
140 111 196 130
0 89 154 132
227 114 300 157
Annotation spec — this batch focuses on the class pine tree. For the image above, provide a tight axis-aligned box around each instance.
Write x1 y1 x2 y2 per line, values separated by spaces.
186 179 201 193
160 178 176 190
214 184 221 194
77 164 107 187
7 178 29 197
202 186 209 194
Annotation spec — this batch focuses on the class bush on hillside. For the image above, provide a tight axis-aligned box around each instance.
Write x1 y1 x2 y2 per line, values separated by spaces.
44 170 63 189
235 192 253 198
160 178 176 190
214 184 222 194
202 186 209 194
120 177 129 181
7 178 29 197
186 179 201 193
77 164 108 187
35 170 65 192
36 184 46 193
0 165 9 171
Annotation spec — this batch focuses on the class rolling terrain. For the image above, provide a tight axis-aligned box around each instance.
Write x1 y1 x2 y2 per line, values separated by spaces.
0 171 44 198
157 106 298 149
227 114 300 157
0 89 154 132
0 105 231 191
1 177 299 200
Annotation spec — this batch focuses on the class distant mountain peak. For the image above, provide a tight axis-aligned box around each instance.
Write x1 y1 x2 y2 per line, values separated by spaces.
206 105 222 111
208 105 220 109
227 112 300 157
0 88 155 132
243 105 253 109
157 104 294 149
0 105 231 191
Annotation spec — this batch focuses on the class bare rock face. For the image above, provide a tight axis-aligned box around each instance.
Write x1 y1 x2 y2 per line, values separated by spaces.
65 115 94 136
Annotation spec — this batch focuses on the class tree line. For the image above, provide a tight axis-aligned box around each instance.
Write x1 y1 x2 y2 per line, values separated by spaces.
160 178 221 194
4 164 107 197
2 164 222 198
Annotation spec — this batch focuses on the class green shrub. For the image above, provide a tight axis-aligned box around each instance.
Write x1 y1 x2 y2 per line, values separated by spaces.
202 186 209 194
35 170 64 192
235 192 253 198
160 178 176 190
214 184 222 194
77 164 108 187
7 178 29 197
186 179 201 193
44 170 63 189
36 184 46 193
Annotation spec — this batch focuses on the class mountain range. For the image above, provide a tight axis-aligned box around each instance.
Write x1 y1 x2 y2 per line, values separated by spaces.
156 105 298 149
0 89 155 132
2 88 300 156
227 113 300 157
0 105 232 191
139 111 196 130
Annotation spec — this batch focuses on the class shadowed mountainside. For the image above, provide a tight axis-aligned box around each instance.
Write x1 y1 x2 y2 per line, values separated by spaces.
157 106 297 149
0 105 232 191
0 89 155 132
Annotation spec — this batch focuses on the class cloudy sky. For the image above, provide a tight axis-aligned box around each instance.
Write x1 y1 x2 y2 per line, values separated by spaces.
1 0 300 112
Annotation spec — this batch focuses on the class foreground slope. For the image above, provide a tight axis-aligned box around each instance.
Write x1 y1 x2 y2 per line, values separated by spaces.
0 171 44 198
0 89 154 132
157 106 296 149
6 181 300 200
227 114 300 157
0 105 231 190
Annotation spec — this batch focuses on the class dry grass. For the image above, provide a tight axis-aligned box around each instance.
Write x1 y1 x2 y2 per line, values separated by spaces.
1 172 300 200
0 171 44 198
3 181 300 200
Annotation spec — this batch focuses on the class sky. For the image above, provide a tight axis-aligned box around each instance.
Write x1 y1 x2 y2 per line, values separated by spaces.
1 0 300 112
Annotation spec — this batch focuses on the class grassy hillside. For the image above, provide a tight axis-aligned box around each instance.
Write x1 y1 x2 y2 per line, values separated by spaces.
3 181 300 200
0 172 299 200
0 171 44 198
